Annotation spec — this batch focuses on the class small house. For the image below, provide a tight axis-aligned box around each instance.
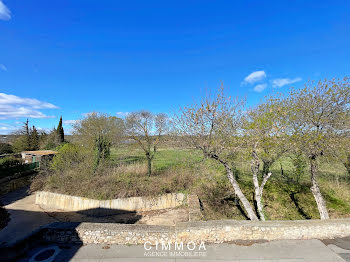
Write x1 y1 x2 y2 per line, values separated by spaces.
21 150 58 164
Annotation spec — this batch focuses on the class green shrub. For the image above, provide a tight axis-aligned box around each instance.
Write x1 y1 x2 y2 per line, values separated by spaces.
0 156 22 169
0 143 13 154
51 143 89 172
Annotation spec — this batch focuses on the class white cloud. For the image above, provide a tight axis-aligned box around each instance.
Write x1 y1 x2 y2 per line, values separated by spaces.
63 120 80 125
0 123 20 134
0 93 58 109
0 93 58 119
0 123 18 132
272 77 302 88
0 105 54 119
243 71 266 84
0 0 11 20
253 83 267 92
0 64 7 71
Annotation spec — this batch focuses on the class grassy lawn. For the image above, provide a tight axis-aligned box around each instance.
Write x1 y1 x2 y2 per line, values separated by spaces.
110 146 203 172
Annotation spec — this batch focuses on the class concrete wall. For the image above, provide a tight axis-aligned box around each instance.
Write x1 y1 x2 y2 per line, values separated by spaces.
35 191 187 215
41 219 350 245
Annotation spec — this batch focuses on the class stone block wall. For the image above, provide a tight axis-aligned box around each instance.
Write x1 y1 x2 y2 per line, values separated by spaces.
40 219 350 245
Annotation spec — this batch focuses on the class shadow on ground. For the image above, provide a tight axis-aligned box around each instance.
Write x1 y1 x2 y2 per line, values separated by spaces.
0 186 30 206
0 207 142 262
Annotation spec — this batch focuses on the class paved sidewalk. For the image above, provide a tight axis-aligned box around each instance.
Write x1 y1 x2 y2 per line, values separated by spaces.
42 240 347 262
0 187 57 247
324 237 350 262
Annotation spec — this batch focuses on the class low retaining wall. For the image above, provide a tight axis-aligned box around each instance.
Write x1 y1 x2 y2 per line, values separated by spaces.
35 191 187 215
41 219 350 245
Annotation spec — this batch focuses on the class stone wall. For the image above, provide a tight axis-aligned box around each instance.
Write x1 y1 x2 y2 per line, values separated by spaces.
35 191 188 215
41 219 350 245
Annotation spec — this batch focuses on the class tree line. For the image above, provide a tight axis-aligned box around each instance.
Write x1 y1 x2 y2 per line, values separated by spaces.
8 116 65 153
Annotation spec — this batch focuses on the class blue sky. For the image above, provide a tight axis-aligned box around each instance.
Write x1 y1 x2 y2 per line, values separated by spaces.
1 0 350 134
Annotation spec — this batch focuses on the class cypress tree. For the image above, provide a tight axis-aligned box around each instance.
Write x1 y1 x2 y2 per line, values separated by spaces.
24 119 31 150
30 126 40 150
57 116 65 143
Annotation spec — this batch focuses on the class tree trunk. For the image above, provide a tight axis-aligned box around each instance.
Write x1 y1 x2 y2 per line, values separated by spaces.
310 157 329 219
207 152 258 220
147 156 152 177
225 164 259 221
251 150 264 220
251 160 265 221
251 148 272 221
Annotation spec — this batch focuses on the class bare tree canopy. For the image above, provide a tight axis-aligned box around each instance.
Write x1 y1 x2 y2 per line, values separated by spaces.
125 110 169 176
243 96 288 220
285 77 350 219
174 87 259 220
175 87 244 156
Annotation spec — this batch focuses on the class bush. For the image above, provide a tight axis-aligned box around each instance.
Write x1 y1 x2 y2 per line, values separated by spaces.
31 143 94 192
41 131 60 150
30 158 52 192
51 143 91 172
12 136 28 152
0 156 22 169
0 143 13 154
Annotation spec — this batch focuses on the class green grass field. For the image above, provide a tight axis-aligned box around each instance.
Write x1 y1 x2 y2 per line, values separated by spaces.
110 145 203 171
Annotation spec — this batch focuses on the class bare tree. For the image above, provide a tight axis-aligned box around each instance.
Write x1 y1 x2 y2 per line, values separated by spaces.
125 111 168 176
244 97 287 220
286 78 350 219
175 87 259 220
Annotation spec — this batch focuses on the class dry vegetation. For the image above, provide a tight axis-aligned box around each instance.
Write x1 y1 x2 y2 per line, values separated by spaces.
31 147 200 200
31 144 350 220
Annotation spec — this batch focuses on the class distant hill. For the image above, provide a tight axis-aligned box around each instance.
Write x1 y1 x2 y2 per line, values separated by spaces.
0 135 18 144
